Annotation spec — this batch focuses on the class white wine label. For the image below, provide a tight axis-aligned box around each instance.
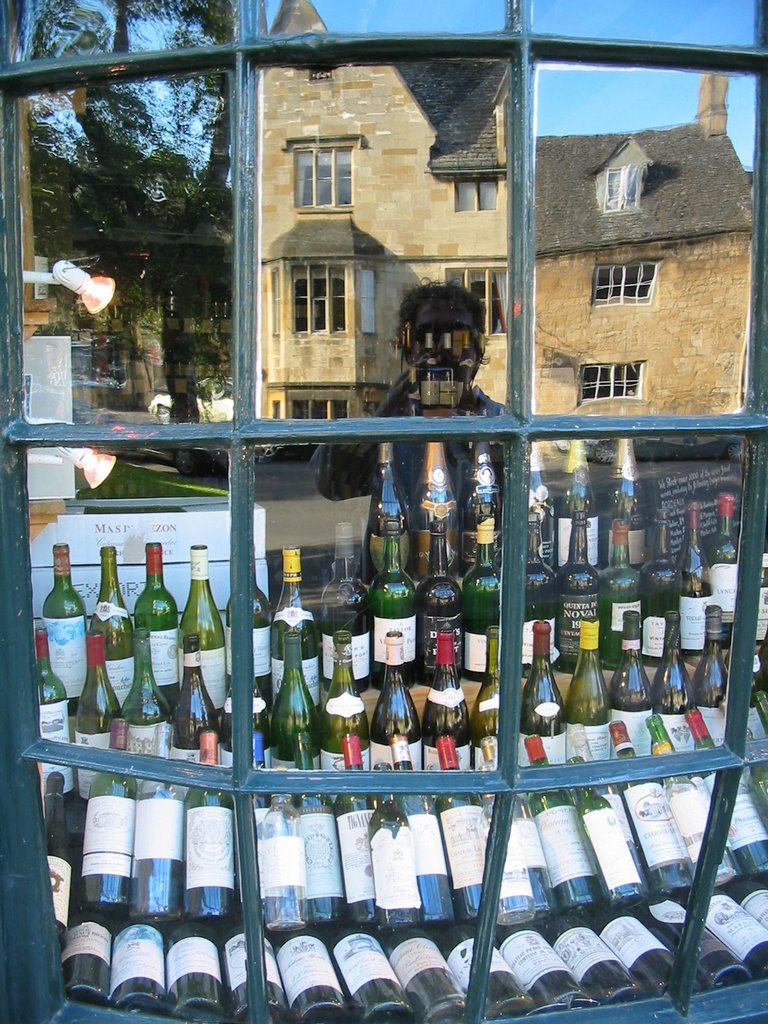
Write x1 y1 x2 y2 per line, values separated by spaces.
697 705 726 747
642 615 666 659
321 745 370 771
439 804 486 889
679 595 708 651
199 646 227 709
706 893 768 959
668 786 708 863
657 713 694 752
447 939 514 993
186 805 234 890
566 722 610 761
557 515 598 568
582 807 641 891
610 709 651 757
479 695 500 713
465 630 488 674
521 617 556 665
337 808 375 902
105 656 134 705
223 933 247 990
369 739 421 771
741 890 768 928
264 939 282 990
511 816 547 871
110 925 165 995
94 601 129 621
133 797 184 861
370 826 421 910
748 705 766 741
271 655 321 705
253 625 272 676
553 927 621 983
81 850 132 878
535 804 595 887
602 792 635 845
277 935 342 1007
259 834 306 894
223 695 267 715
517 731 566 768
722 790 768 851
48 854 71 928
127 723 159 757
406 812 449 877
39 700 74 793
167 936 222 992
74 731 111 799
610 599 642 633
427 686 466 709
170 746 200 763
500 835 534 901
500 930 569 990
389 936 448 991
649 899 686 923
298 811 344 900
83 794 136 858
628 528 646 566
325 692 366 718
189 550 211 580
147 628 178 688
322 631 370 681
757 587 768 643
600 916 668 969
424 742 471 771
373 615 416 664
624 782 688 868
44 615 87 699
62 920 112 965
710 563 738 619
184 649 202 668
333 933 400 997
273 607 313 627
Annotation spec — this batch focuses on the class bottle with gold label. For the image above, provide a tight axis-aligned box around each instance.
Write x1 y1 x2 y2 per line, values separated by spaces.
564 619 610 761
411 442 458 581
462 518 501 682
179 545 227 712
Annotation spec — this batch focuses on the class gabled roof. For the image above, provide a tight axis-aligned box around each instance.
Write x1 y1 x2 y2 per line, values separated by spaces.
270 0 328 35
268 216 387 260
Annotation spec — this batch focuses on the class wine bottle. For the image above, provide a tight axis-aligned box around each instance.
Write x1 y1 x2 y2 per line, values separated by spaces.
133 542 179 711
220 673 271 768
166 922 226 1019
518 620 566 766
43 542 87 708
320 629 370 770
555 509 599 673
109 922 166 1012
727 879 768 928
75 632 120 800
122 628 171 756
225 553 272 707
598 520 641 670
258 792 307 931
320 522 370 693
598 911 674 995
460 441 501 575
462 519 500 682
171 633 218 762
469 626 500 765
556 439 598 568
411 441 459 581
385 930 465 1024
369 753 421 929
332 928 414 1023
608 438 646 568
370 518 417 690
522 513 557 667
362 441 410 585
707 771 768 879
62 913 113 1005
651 611 695 751
179 545 227 711
529 441 555 567
422 631 470 770
691 604 728 746
708 492 739 648
275 932 347 1021
498 927 595 1010
523 736 605 912
334 734 376 924
223 932 288 1024
511 793 554 918
678 502 712 655
184 731 235 919
441 926 535 1018
130 722 184 921
270 628 321 769
608 610 653 757
415 519 463 683
369 630 422 769
81 718 136 913
547 916 640 1003
497 820 536 926
45 771 72 941
90 545 134 706
35 625 74 796
640 510 682 663
705 893 768 976
565 618 611 760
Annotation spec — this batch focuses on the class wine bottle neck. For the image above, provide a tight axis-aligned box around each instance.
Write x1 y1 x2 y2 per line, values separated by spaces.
568 516 589 563
429 529 449 575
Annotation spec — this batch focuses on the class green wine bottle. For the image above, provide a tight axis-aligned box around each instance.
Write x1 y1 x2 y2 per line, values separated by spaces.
522 513 557 668
320 630 370 770
226 553 272 707
555 509 599 673
707 492 739 648
121 628 171 756
691 604 727 745
172 634 218 762
369 630 422 769
678 502 712 655
270 628 321 769
564 619 610 761
469 626 500 765
598 520 640 670
42 543 87 707
370 518 416 690
462 518 500 682
75 632 120 799
519 620 566 767
361 441 410 585
90 545 133 706
179 545 227 712
35 625 74 796
133 542 179 711
270 547 320 705
219 674 271 768
639 510 681 664
415 518 463 683
608 610 652 757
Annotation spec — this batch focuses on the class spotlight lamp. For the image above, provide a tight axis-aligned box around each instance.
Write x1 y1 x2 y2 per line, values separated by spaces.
23 260 116 314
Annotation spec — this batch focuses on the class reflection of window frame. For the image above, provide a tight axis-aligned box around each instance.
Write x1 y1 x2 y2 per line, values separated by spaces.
292 265 346 333
455 179 498 212
592 262 658 306
271 268 280 335
290 397 349 419
447 268 507 335
601 164 642 212
295 147 352 208
360 269 375 334
579 361 645 403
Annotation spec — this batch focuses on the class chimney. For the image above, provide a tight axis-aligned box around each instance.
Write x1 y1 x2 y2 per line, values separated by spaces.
697 74 729 137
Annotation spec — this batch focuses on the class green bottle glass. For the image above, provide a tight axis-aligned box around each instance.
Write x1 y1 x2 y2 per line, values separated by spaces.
133 542 179 712
598 520 640 670
270 628 321 769
42 543 87 708
519 620 566 766
556 439 598 568
651 611 694 752
75 632 120 800
320 630 370 770
421 630 470 771
707 492 739 648
639 510 681 664
89 545 134 706
179 545 227 712
219 674 271 768
361 441 410 585
320 522 370 694
608 609 653 757
691 604 727 745
172 633 218 762
226 553 272 707
678 502 712 655
564 618 610 761
271 547 320 705
370 517 417 690
434 736 486 921
462 518 500 682
522 513 557 668
555 509 599 673
469 626 500 765
35 625 74 796
121 628 171 756
415 518 463 683
369 630 422 769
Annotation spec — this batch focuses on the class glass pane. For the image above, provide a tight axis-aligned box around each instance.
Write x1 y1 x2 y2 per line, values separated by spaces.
262 60 510 419
21 75 233 428
532 0 755 46
266 0 505 35
534 66 756 417
14 0 233 61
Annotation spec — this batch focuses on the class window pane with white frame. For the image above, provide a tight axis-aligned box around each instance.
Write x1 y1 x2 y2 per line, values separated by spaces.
579 360 645 402
295 148 352 208
593 262 658 306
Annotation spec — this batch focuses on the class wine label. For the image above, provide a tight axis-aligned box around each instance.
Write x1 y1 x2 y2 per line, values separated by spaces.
62 919 112 965
517 730 565 768
536 804 596 887
277 935 343 1007
224 934 248 991
706 893 768 959
465 630 488 674
298 810 344 900
641 615 666 659
74 731 111 800
167 935 222 992
200 646 227 709
500 834 535 900
600 916 668 969
105 656 134 705
623 782 688 868
333 933 400 997
369 739 421 771
110 924 165 996
133 797 184 861
557 515 599 568
373 615 416 664
710 563 738 620
741 890 768 928
48 854 71 928
259 834 306 894
43 615 87 699
679 595 708 651
223 694 268 716
657 713 694 752
553 927 622 983
424 742 471 771
610 709 651 758
127 723 159 757
439 804 486 889
499 930 570 991
511 816 548 871
337 808 375 903
649 899 686 923
602 792 635 846
147 628 178 688
628 528 646 566
758 585 768 643
697 704 726 747
426 686 466 709
273 607 313 627
479 694 500 713
321 745 370 771
370 826 421 910
39 700 74 793
610 599 642 634
83 794 136 861
521 617 556 665
566 722 610 761
322 631 370 682
170 746 200 763
582 806 641 891
419 614 462 674
447 939 515 993
226 624 272 678
714 784 768 851
93 601 129 621
558 596 599 662
406 812 449 877
389 936 449 991
271 655 320 705
186 805 234 891
81 850 132 879
324 692 366 718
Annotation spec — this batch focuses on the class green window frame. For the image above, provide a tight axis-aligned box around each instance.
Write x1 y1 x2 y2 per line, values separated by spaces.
2 3 768 1024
